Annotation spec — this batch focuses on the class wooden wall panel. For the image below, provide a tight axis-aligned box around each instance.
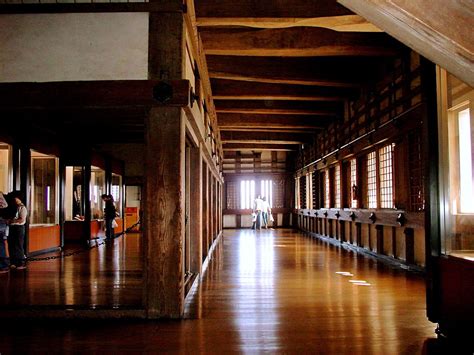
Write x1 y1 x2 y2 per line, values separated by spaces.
28 225 60 253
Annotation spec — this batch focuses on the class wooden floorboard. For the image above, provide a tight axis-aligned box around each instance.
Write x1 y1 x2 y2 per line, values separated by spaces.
0 228 438 353
0 233 143 308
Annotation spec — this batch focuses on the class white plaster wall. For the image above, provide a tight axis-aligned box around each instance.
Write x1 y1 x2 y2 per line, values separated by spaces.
223 215 236 228
0 13 148 82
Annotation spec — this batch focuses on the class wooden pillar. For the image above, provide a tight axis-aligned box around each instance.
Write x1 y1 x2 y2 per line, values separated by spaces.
145 9 186 319
376 225 384 254
339 220 346 242
190 145 202 276
145 107 185 318
202 162 209 261
392 226 397 258
404 227 415 265
356 223 362 247
209 174 214 241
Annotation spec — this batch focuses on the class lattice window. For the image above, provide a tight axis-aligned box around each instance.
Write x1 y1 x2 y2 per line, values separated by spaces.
408 131 425 211
273 179 285 209
299 176 307 209
367 151 377 208
226 181 238 209
334 164 341 208
379 144 395 208
261 179 273 207
325 170 330 208
312 172 318 209
240 180 255 209
350 159 358 208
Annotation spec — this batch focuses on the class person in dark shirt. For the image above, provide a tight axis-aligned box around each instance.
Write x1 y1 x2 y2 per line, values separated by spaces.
102 194 117 240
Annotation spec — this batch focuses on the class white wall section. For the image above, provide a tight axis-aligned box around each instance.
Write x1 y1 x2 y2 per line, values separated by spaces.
0 13 148 82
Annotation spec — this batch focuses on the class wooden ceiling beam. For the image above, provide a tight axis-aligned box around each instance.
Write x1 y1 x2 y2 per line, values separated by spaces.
211 79 357 101
207 56 389 87
221 131 311 144
197 15 380 32
220 127 320 134
200 27 401 57
0 80 190 110
218 113 330 129
215 100 341 116
195 0 379 31
223 143 298 151
195 0 352 18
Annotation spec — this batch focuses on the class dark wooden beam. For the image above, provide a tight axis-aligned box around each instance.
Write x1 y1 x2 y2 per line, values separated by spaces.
195 0 352 18
223 143 298 151
200 27 401 56
0 2 183 14
0 80 190 110
207 56 390 87
211 79 357 101
220 131 311 144
215 100 341 116
218 113 330 129
220 127 320 134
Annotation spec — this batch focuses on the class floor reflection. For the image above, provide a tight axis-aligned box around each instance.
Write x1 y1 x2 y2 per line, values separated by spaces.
0 233 143 308
0 229 442 354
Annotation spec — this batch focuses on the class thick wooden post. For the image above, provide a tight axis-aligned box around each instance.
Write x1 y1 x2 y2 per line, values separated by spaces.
144 107 185 318
190 145 202 276
145 9 186 318
202 163 209 258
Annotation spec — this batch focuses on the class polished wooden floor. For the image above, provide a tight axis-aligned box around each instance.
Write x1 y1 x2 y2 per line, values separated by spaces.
0 228 441 354
0 233 143 308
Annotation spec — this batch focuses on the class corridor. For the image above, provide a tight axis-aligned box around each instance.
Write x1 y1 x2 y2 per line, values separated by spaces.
0 229 435 354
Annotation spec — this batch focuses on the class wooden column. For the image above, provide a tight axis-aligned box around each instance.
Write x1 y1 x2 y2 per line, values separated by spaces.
339 220 346 242
202 162 209 260
356 223 362 247
190 145 202 276
145 107 185 318
376 225 384 254
404 227 415 265
145 9 186 319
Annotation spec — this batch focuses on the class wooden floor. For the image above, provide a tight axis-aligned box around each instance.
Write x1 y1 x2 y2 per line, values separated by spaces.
0 228 441 354
0 233 143 308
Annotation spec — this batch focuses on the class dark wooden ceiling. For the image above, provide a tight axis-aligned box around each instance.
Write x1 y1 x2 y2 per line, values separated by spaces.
195 0 403 153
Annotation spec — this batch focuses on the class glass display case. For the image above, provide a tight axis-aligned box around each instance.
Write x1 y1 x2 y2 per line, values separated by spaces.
30 150 58 225
90 166 106 220
0 143 12 193
111 173 122 216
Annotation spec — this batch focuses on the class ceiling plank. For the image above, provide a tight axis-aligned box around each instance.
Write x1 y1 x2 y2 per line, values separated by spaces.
211 79 357 101
197 15 380 32
195 0 352 18
200 27 401 57
207 56 389 87
218 113 330 129
223 143 298 151
221 131 311 144
215 100 341 116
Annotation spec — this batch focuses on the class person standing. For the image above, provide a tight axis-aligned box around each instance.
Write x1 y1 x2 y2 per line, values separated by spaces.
0 192 10 273
261 196 271 229
102 194 117 240
253 195 264 230
7 191 28 270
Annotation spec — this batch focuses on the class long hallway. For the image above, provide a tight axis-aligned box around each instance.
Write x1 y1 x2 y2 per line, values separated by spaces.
0 229 435 354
